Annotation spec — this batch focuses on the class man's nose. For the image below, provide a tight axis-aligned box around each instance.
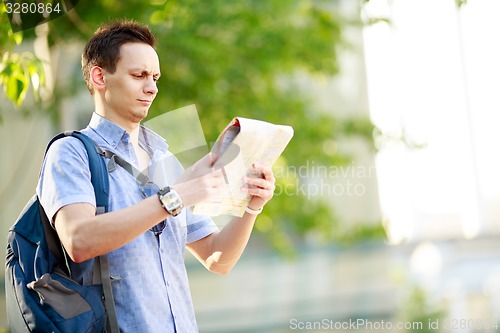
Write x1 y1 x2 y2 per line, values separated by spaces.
144 77 158 95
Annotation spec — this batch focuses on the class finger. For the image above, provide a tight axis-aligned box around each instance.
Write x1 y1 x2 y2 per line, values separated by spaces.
214 168 227 182
187 153 219 179
263 166 276 184
244 177 274 190
203 152 216 167
242 186 274 200
208 151 216 167
251 164 275 184
192 152 215 169
206 168 226 184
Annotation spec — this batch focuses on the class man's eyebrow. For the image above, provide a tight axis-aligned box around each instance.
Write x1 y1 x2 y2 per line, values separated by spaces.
129 68 160 76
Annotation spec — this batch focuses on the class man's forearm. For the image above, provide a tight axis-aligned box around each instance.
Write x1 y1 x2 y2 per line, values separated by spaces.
192 212 258 275
56 160 227 263
55 195 169 262
187 164 275 274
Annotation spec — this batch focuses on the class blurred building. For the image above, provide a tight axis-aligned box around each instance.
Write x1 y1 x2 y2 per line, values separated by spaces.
191 1 500 332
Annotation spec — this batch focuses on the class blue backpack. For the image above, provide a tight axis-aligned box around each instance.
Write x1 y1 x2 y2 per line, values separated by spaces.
5 131 119 333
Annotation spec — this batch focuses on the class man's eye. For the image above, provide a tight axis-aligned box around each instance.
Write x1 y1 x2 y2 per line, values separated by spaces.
132 74 143 78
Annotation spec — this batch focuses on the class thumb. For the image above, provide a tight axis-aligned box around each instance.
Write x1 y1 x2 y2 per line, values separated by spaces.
193 152 215 169
208 152 216 167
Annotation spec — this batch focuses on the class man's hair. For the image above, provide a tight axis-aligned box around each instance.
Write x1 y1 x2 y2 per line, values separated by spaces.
81 20 156 94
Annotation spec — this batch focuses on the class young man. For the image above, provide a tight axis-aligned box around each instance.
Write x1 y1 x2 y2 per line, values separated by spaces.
37 20 276 332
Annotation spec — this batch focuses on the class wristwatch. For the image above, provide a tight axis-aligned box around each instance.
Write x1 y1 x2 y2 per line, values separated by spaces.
157 186 184 217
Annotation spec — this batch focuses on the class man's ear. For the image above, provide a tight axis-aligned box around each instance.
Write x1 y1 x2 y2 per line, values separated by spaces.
90 66 106 92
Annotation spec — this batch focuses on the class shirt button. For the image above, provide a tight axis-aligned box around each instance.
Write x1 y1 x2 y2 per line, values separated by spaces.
167 281 171 287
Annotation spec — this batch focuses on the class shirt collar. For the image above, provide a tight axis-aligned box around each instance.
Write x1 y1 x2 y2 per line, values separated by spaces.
87 112 169 152
140 124 169 152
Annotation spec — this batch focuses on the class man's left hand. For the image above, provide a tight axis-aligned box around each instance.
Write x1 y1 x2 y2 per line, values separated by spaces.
242 164 276 211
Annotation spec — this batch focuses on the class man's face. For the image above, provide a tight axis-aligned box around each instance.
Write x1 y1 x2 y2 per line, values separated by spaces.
102 42 160 124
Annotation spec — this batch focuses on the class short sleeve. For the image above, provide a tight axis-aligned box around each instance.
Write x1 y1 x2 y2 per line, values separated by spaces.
185 209 218 243
36 137 96 222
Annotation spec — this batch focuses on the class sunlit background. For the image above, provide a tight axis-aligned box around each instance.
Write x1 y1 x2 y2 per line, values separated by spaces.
365 0 500 244
1 0 500 332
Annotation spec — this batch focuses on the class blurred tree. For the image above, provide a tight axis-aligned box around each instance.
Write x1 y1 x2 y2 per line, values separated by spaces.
0 2 44 111
1 0 384 254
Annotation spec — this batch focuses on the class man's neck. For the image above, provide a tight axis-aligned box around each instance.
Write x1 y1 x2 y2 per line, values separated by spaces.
94 107 140 139
93 106 149 170
128 126 141 146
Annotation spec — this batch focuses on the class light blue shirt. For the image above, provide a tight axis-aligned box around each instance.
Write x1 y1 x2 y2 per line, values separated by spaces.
37 113 217 333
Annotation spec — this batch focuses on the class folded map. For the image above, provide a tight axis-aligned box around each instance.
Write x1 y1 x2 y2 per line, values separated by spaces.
192 117 294 217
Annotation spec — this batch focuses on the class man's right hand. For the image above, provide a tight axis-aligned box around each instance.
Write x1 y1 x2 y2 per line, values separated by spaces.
171 153 226 208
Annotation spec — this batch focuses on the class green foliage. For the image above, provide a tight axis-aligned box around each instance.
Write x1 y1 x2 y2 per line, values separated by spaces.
0 2 45 111
4 0 384 252
399 286 445 333
0 52 44 105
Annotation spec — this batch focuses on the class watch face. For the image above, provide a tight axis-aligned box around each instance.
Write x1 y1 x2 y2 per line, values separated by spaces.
165 192 182 211
161 188 183 216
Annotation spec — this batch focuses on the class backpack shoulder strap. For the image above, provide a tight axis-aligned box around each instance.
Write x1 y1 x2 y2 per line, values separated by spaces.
102 149 149 186
44 131 109 211
42 131 109 267
47 131 109 212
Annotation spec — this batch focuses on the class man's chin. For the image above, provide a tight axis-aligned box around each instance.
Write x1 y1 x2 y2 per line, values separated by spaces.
132 108 149 122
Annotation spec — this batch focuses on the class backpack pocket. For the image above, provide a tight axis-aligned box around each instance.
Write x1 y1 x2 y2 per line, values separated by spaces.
28 273 106 333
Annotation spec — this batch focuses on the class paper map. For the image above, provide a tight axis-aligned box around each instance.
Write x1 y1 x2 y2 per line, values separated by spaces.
192 117 294 217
